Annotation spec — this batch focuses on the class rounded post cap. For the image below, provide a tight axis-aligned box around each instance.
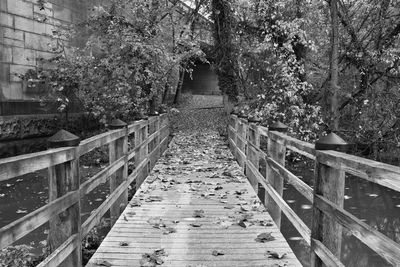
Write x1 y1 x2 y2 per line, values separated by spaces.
315 132 350 152
269 121 288 132
108 119 127 129
48 129 80 148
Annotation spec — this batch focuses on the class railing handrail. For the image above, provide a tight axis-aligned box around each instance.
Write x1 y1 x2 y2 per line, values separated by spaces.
0 114 171 267
228 114 400 267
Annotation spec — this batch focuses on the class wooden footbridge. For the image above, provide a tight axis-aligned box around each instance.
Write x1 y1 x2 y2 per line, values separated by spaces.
1 113 400 267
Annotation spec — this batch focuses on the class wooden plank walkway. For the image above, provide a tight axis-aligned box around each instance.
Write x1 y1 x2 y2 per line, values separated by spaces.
87 132 301 267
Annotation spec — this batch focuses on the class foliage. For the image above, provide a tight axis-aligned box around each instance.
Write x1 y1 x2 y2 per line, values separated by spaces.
82 218 110 265
26 1 205 125
224 0 400 152
232 0 323 141
0 245 35 267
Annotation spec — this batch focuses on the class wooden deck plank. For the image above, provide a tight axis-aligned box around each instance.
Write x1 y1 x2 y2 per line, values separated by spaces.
86 132 302 267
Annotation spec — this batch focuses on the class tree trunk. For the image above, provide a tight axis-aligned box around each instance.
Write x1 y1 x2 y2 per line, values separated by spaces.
162 83 170 104
211 0 239 103
328 0 340 131
173 67 185 104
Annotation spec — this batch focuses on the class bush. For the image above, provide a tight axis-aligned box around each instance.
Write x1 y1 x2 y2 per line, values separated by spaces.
0 245 35 267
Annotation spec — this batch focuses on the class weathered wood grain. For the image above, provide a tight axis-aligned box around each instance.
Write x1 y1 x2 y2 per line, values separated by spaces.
266 138 286 228
0 147 76 182
311 161 345 267
265 156 313 202
259 127 315 159
316 150 400 192
0 191 79 249
87 132 301 267
79 156 125 197
247 161 311 245
81 180 129 237
36 234 78 267
311 238 345 267
315 195 400 266
79 129 125 156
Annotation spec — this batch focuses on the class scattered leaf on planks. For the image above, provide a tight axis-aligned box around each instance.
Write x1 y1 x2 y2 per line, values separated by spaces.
255 232 276 243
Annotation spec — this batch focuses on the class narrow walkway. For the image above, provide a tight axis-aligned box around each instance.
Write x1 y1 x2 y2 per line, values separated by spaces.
87 132 301 266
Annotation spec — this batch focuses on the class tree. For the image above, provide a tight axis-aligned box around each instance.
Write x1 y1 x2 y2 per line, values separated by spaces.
24 0 204 123
211 0 240 107
327 0 340 131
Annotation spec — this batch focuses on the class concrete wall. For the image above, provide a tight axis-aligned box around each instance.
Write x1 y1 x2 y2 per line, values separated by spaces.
0 0 95 114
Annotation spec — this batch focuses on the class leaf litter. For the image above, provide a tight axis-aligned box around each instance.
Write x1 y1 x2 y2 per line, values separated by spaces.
255 232 276 243
106 114 291 265
140 248 167 267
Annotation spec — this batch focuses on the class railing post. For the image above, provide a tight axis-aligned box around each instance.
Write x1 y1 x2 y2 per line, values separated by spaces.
143 119 150 181
157 115 162 160
47 130 82 267
232 115 239 158
159 113 166 153
265 122 287 229
311 133 347 267
237 117 248 169
136 119 149 188
152 115 160 168
108 119 128 226
246 118 261 192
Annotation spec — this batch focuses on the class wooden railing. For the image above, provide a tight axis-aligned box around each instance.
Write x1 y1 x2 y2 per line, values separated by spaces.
0 114 170 267
228 115 400 267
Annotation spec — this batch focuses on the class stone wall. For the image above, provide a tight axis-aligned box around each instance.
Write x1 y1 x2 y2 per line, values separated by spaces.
0 0 102 117
0 0 100 146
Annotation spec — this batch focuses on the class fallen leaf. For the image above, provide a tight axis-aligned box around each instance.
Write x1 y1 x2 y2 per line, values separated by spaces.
212 250 224 256
240 205 250 212
258 220 274 227
238 219 249 228
163 227 177 235
130 200 141 207
140 248 167 266
193 210 205 218
119 241 129 246
95 260 112 266
255 232 275 243
267 250 287 259
146 196 163 202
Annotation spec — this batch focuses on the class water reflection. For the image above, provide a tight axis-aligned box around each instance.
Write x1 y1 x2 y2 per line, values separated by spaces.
0 166 110 255
282 157 400 267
